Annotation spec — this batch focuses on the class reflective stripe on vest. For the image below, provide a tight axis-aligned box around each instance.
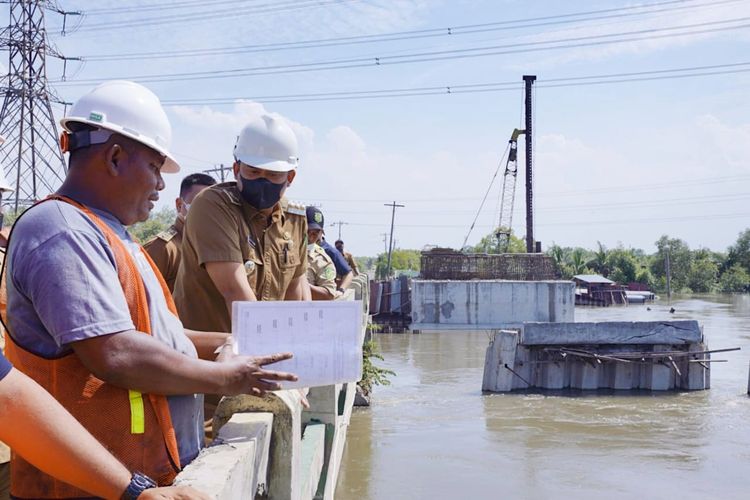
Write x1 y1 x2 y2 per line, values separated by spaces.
129 390 146 434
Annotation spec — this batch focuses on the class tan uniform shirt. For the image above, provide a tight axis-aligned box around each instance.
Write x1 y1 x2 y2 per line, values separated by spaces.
174 183 308 333
143 217 183 293
343 251 360 276
307 244 337 297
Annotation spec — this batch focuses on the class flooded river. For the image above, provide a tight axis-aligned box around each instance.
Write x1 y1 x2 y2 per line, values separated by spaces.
336 295 750 499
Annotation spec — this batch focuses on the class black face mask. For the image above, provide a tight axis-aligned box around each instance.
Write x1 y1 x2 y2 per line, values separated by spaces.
239 174 286 209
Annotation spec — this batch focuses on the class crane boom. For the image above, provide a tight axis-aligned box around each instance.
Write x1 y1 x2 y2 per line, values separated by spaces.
495 128 525 253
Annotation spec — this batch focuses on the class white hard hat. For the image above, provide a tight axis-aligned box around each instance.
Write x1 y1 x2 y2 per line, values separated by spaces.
234 114 299 172
60 80 179 173
0 135 13 192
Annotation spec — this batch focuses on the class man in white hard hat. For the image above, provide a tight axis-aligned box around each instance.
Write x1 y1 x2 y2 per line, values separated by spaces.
2 81 297 498
174 113 308 334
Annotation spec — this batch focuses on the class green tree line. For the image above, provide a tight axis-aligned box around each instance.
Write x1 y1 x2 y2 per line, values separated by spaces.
547 230 750 293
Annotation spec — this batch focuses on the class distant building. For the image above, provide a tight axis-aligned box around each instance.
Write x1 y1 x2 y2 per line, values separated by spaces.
573 274 626 306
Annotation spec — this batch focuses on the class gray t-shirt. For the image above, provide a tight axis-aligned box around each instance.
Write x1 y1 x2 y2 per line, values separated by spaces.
6 200 202 466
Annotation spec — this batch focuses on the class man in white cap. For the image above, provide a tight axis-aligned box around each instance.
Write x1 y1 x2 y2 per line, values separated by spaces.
2 81 297 498
174 113 308 334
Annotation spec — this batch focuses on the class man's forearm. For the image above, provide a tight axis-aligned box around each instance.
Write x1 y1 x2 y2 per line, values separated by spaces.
185 329 230 360
284 275 307 301
223 288 257 316
0 369 131 498
338 271 353 291
309 284 335 300
72 331 228 396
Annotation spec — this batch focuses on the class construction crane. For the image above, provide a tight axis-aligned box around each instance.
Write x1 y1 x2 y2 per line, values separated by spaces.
495 128 525 253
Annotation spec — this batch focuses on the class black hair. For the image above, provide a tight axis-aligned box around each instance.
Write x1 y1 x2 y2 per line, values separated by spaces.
180 173 216 198
335 240 343 246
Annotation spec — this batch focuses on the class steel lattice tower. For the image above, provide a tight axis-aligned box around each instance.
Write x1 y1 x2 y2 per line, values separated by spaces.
0 1 77 211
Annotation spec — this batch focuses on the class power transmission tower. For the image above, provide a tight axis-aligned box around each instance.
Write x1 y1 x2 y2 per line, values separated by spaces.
0 1 81 211
384 201 404 279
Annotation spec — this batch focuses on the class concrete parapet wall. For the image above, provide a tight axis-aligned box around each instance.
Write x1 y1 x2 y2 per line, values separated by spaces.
174 413 273 499
214 391 306 500
411 280 574 330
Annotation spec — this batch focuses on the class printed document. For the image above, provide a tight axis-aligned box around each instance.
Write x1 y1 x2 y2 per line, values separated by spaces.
232 300 363 389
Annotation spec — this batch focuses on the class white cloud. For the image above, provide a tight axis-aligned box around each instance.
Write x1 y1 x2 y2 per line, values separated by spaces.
695 114 750 171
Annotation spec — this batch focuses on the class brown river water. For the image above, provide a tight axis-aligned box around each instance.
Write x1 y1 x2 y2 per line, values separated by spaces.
336 294 750 500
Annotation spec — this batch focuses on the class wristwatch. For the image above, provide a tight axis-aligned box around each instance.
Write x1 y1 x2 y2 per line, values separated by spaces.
121 472 157 500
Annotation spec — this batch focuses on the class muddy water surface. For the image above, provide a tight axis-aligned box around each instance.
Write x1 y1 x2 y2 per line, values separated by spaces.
336 295 750 499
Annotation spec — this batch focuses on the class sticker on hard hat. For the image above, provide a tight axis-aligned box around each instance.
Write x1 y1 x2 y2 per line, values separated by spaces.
89 112 104 123
314 213 323 223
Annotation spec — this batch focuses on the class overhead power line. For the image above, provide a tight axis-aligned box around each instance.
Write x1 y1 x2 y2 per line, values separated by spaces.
150 61 750 105
294 174 750 204
78 0 738 61
70 0 359 32
55 17 750 86
83 0 286 15
330 211 750 230
317 192 750 216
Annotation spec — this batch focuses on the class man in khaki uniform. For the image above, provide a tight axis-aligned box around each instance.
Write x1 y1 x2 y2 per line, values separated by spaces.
174 113 308 334
335 239 360 276
306 207 338 300
144 173 215 292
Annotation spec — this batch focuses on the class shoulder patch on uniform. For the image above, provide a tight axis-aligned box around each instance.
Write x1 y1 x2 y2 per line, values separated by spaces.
216 183 242 206
156 226 178 242
285 200 306 216
313 244 328 257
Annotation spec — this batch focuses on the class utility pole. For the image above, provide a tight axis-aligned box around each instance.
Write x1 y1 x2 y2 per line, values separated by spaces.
665 247 672 301
332 221 348 240
0 1 81 211
523 75 536 253
203 163 229 182
384 201 404 279
381 233 388 254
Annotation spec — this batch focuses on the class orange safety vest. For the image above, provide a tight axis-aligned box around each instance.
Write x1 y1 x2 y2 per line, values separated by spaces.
2 196 182 498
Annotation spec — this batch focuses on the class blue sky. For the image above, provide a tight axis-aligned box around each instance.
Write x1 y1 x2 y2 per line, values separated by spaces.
12 0 750 256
